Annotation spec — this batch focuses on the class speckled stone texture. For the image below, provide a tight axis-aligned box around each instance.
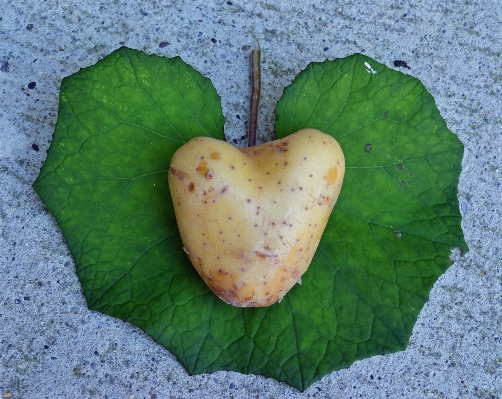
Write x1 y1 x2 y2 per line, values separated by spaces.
1 1 501 398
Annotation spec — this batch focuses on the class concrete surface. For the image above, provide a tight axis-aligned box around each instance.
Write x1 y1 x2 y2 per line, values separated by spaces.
1 0 501 398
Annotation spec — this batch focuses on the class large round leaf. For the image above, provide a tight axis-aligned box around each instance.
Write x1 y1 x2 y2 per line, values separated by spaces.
34 48 467 391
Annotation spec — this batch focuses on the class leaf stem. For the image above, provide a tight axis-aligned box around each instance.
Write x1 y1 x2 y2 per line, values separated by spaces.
247 45 261 147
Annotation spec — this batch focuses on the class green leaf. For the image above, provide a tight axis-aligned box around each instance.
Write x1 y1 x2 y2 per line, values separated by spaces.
34 48 467 391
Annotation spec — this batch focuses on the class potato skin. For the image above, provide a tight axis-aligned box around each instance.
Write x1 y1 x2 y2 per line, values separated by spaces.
168 129 344 307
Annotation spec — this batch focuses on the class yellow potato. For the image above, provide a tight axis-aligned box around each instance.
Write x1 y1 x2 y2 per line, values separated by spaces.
168 128 344 307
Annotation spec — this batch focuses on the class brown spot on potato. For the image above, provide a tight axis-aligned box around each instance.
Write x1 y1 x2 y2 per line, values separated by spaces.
210 151 220 159
318 195 333 205
324 166 339 184
275 141 289 152
196 161 213 179
255 251 278 259
170 167 187 181
187 182 194 192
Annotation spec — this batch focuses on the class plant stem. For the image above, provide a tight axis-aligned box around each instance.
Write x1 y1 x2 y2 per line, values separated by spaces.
247 46 261 147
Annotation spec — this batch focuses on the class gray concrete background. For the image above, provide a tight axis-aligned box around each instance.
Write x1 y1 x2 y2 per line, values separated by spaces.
1 0 501 398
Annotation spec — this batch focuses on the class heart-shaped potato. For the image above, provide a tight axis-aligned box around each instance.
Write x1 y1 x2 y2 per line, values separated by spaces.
168 128 344 307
